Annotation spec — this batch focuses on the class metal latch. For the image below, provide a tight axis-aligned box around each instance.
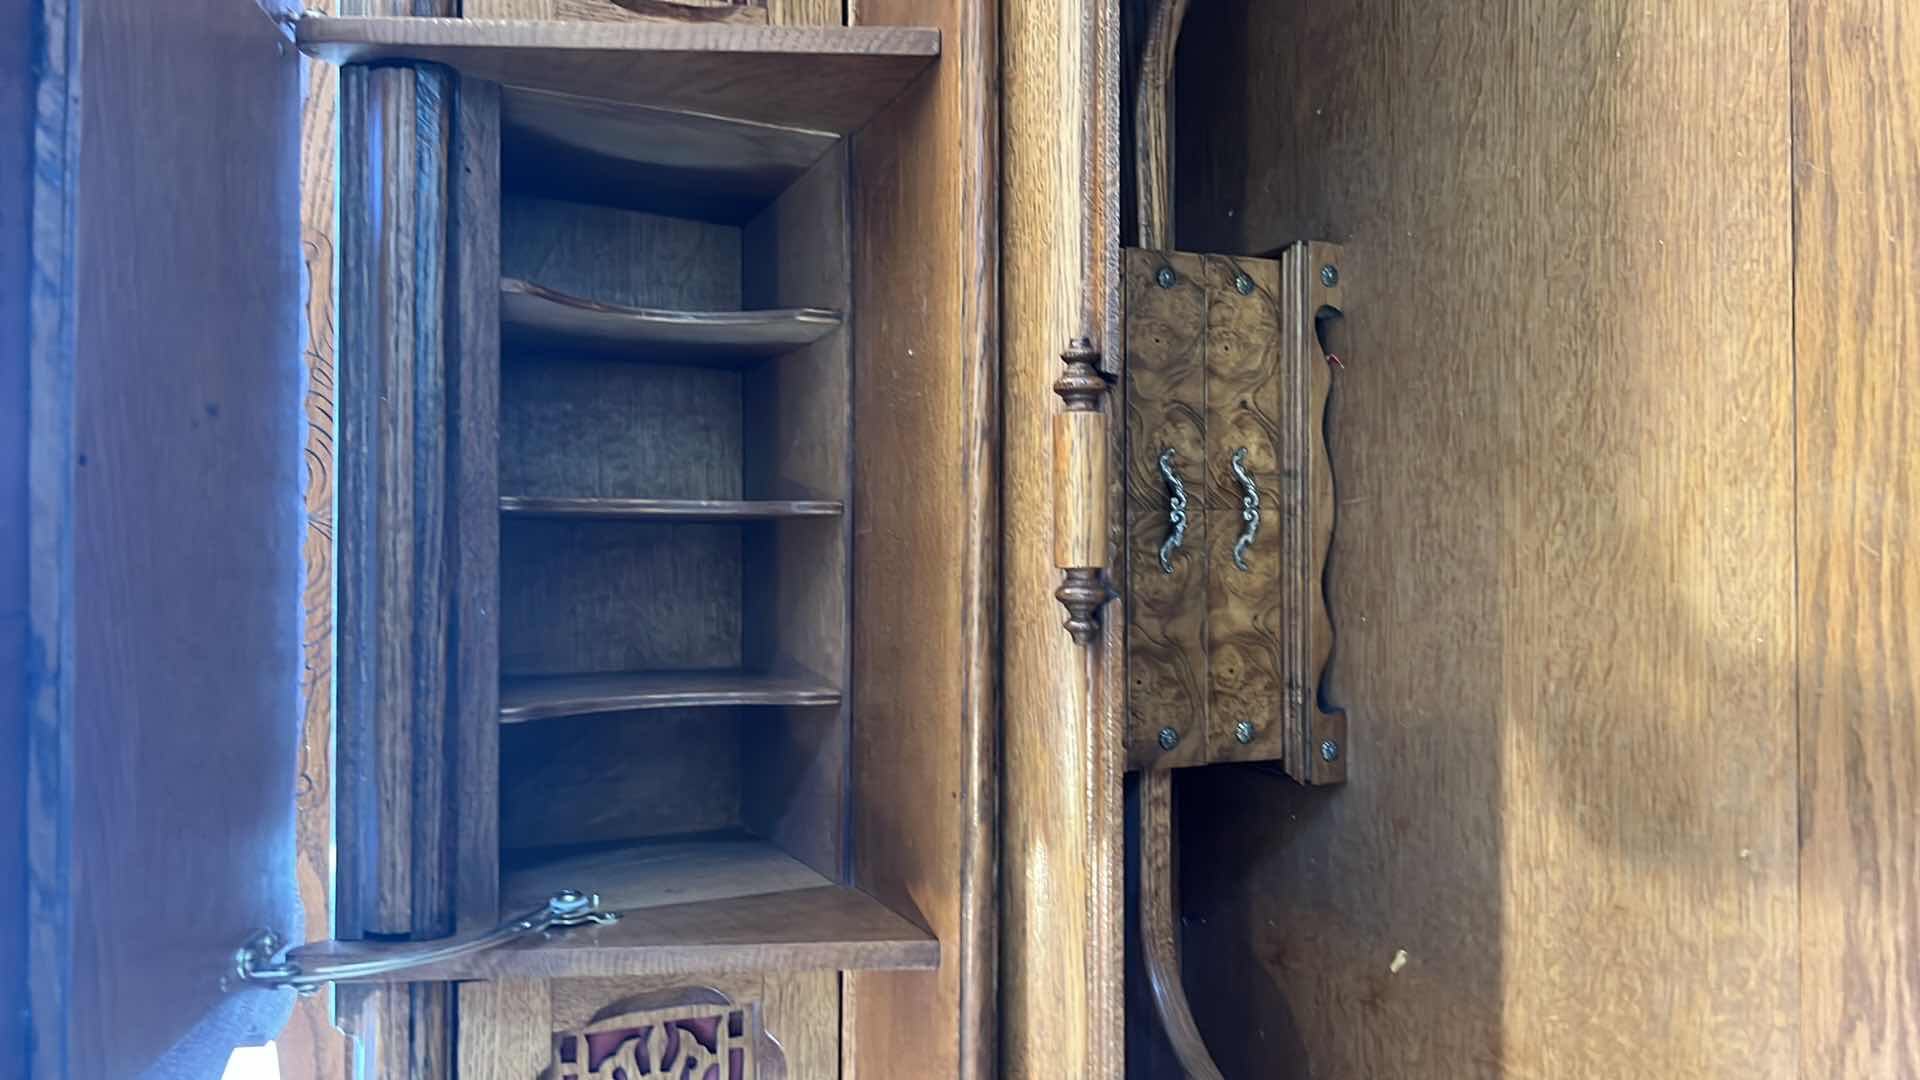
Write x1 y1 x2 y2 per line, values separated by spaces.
231 889 618 995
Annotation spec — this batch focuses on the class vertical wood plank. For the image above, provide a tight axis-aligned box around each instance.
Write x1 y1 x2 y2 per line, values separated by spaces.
455 980 554 1080
337 60 446 938
844 0 1000 1074
1794 1 1920 1075
1001 0 1126 1074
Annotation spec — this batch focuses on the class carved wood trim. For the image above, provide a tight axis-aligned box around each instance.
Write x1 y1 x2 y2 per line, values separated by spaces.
548 989 787 1080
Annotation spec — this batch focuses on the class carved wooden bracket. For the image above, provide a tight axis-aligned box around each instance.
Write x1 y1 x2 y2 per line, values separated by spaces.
549 987 786 1080
1053 338 1113 643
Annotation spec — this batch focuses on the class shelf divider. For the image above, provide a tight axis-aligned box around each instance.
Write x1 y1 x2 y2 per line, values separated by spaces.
500 495 843 522
502 277 841 363
286 835 937 980
501 669 842 723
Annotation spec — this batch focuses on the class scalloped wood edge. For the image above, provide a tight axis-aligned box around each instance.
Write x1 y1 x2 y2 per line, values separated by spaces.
502 277 840 360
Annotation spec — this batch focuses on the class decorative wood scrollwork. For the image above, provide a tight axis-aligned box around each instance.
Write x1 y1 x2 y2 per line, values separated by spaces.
1053 338 1112 643
549 988 786 1080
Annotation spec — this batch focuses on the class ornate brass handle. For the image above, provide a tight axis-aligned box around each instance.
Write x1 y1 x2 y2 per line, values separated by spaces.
1157 448 1189 573
1231 447 1260 571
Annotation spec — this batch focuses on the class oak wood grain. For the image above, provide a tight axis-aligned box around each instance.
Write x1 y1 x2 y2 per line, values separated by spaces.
502 195 741 312
451 75 506 934
25 0 305 1072
842 0 1001 1071
501 356 743 501
1173 1 1798 1076
501 669 841 722
502 277 840 362
297 16 939 134
1197 255 1286 764
1123 249 1208 766
1794 1 1920 1075
289 884 938 981
499 519 742 675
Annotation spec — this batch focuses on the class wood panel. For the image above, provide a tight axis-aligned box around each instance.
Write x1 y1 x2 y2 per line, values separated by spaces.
1794 1 1920 1075
296 17 940 135
28 0 306 1072
499 519 742 675
1000 0 1125 1074
451 74 506 936
501 496 841 520
1172 2 1799 1077
500 710 741 851
842 0 1001 1072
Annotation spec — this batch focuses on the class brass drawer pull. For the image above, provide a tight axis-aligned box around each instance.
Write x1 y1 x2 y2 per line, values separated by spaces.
1231 447 1260 571
1158 448 1190 573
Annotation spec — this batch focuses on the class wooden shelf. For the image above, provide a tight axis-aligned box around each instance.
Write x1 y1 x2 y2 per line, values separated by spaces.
296 18 940 134
500 670 841 723
501 278 840 362
500 495 842 521
500 90 839 221
287 836 938 980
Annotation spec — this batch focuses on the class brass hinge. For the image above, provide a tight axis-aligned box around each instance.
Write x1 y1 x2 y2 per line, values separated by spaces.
1053 338 1113 644
229 890 617 995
